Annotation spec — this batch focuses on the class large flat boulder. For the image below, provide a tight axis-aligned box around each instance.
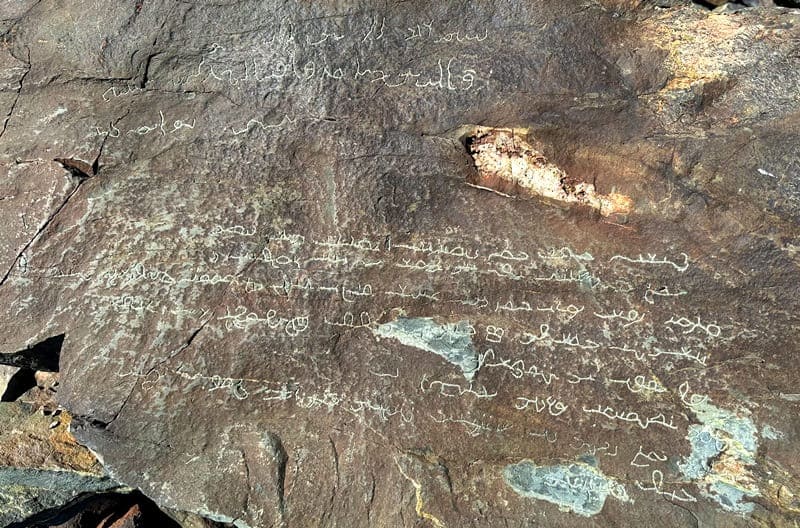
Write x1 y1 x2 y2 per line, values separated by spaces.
1 1 800 526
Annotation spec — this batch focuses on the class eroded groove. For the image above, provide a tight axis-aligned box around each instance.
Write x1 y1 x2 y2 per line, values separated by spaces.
0 177 86 286
0 46 31 140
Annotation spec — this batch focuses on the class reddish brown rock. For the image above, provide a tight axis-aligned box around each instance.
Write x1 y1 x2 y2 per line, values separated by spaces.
0 1 799 527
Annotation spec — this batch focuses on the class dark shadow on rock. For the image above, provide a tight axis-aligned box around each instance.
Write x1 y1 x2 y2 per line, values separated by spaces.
1 367 36 401
691 0 719 7
0 334 64 372
7 490 190 528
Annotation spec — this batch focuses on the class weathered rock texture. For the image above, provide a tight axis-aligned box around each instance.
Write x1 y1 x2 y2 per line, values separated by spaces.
0 372 123 527
1 0 800 526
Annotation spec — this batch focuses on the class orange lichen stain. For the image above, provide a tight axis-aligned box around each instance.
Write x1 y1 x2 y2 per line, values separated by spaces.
710 451 759 494
49 412 104 473
0 404 102 474
466 128 633 217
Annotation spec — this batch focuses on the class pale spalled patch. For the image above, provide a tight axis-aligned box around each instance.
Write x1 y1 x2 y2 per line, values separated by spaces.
761 424 785 441
640 12 759 94
373 317 477 379
39 106 68 124
195 508 254 528
466 128 633 217
679 397 761 514
503 460 630 517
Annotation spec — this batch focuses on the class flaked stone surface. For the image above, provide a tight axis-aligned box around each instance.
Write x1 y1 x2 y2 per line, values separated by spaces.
0 394 120 526
1 0 800 526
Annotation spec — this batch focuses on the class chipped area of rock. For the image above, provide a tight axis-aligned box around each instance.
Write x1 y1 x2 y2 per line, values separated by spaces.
503 459 629 516
467 128 634 217
374 317 478 379
1 0 800 527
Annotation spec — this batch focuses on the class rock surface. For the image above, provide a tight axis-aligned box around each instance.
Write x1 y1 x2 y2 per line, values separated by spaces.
1 0 800 526
0 375 211 528
0 375 123 527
